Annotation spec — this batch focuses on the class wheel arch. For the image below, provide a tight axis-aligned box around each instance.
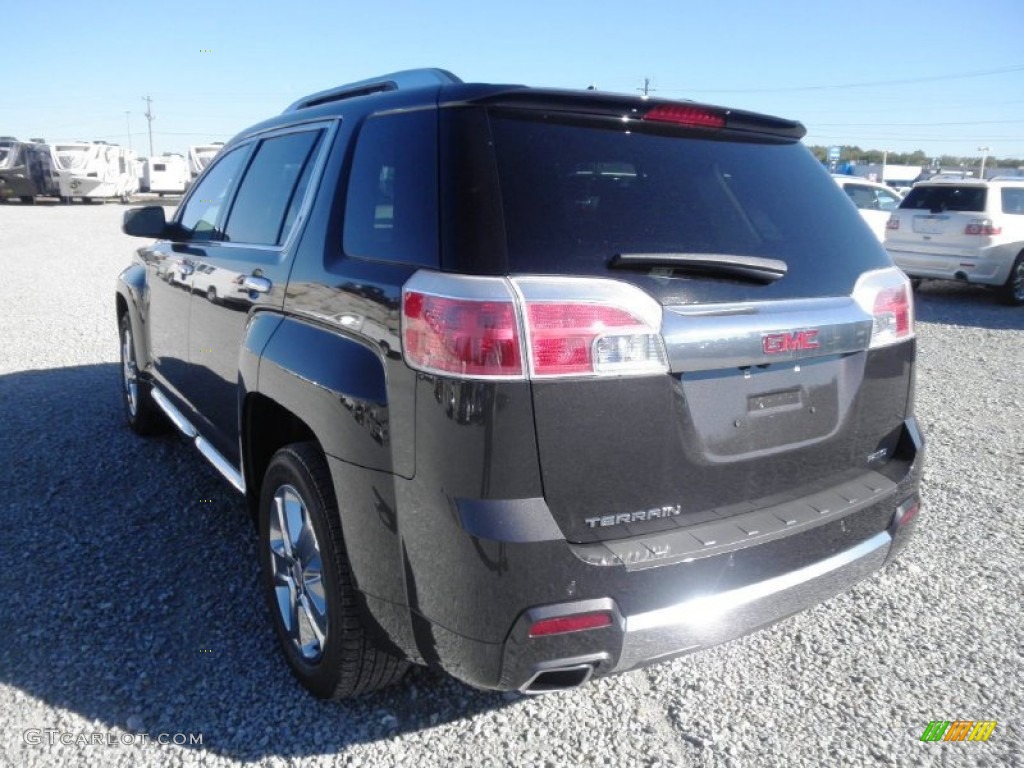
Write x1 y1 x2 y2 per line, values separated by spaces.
115 263 150 369
242 315 415 661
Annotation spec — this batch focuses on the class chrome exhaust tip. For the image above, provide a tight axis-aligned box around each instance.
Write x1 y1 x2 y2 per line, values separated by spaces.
519 663 595 695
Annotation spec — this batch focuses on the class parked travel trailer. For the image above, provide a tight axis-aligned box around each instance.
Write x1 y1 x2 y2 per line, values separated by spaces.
143 153 188 195
53 141 139 202
134 159 146 191
0 137 60 202
186 142 223 180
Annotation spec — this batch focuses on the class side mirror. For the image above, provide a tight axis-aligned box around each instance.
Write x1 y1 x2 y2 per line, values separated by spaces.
123 206 168 238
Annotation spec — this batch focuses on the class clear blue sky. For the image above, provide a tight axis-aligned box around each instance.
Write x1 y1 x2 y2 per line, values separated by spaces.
4 0 1023 161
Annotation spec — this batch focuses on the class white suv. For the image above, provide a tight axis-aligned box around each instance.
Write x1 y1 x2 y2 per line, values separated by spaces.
833 175 903 241
884 178 1024 305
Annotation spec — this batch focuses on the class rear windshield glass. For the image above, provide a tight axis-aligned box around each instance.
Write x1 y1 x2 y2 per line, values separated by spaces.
486 115 881 283
899 185 986 213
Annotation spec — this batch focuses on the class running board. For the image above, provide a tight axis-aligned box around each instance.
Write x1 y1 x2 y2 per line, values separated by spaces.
150 388 246 494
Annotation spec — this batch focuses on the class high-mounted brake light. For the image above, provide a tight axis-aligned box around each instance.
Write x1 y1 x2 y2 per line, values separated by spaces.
644 104 726 129
528 611 613 638
852 267 915 348
401 273 668 380
964 218 1001 236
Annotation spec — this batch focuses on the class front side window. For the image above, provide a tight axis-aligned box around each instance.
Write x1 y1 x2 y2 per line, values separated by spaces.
223 130 323 246
177 146 249 241
343 110 438 266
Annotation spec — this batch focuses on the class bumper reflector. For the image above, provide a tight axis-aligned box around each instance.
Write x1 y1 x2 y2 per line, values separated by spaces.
895 498 920 527
528 611 613 638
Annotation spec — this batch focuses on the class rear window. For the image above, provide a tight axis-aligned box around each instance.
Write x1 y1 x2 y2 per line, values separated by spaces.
899 185 986 213
486 115 884 293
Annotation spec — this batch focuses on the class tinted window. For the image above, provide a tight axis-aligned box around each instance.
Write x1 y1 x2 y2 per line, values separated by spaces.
178 147 249 241
343 110 438 266
224 130 323 246
899 185 986 213
876 188 901 211
487 115 882 284
1001 187 1024 215
844 184 877 209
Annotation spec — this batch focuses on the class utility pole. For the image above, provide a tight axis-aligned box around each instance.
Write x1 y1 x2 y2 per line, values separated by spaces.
142 95 155 157
124 111 132 151
637 77 655 97
977 146 991 180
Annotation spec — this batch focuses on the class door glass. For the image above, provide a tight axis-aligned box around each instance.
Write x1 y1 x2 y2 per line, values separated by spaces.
178 146 249 241
223 130 323 246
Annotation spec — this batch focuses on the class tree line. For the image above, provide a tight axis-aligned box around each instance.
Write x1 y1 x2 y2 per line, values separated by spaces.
807 145 1023 169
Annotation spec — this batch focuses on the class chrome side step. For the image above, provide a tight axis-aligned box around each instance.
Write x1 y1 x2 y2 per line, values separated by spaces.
151 388 246 494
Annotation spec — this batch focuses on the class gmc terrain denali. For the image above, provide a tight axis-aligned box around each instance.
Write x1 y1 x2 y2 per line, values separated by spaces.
115 69 924 699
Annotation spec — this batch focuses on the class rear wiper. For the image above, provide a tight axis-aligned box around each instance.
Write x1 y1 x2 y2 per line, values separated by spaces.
610 252 788 283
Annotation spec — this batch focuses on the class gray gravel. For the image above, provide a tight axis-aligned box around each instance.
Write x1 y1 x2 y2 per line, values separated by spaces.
0 201 1021 767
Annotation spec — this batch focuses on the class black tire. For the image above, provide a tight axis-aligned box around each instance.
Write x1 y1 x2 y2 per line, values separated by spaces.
20 196 34 205
999 253 1024 306
118 314 165 435
258 442 408 699
207 286 217 303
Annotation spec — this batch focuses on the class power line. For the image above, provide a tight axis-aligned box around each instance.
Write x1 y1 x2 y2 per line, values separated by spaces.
655 63 1024 95
811 118 1024 128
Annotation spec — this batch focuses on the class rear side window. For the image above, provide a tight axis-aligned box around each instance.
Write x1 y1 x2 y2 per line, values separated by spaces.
343 110 438 267
224 130 323 246
1001 187 1024 215
843 184 878 210
899 185 986 213
486 115 882 286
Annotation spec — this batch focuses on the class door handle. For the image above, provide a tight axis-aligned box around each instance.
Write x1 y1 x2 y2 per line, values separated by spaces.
243 275 272 293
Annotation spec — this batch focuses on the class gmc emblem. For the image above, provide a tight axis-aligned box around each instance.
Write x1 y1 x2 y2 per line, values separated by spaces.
762 329 820 354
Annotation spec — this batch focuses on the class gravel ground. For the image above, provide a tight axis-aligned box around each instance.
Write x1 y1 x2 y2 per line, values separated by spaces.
0 202 1020 767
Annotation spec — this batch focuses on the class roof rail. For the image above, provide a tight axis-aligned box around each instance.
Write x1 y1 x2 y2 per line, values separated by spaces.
283 68 462 113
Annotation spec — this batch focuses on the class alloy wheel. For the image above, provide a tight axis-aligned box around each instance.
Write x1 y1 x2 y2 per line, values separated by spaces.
268 484 328 661
121 325 138 417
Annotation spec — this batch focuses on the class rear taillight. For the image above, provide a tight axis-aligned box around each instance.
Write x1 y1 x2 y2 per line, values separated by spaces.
964 218 1001 236
644 104 726 129
885 214 900 231
402 273 668 380
402 289 523 378
852 267 915 348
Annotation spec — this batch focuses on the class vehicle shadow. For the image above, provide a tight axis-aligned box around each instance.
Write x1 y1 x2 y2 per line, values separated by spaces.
0 364 512 762
913 279 1024 331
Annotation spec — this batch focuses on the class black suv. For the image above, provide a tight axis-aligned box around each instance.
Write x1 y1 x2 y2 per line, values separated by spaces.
116 69 923 699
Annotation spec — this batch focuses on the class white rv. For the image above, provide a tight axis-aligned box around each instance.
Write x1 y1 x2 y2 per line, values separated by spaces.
53 141 140 202
187 142 224 180
143 153 188 195
0 137 60 202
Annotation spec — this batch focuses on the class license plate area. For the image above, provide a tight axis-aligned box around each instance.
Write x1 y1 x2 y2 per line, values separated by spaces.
682 353 863 461
912 214 949 234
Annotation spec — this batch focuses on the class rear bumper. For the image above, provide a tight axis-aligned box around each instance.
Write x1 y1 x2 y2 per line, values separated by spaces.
887 242 1019 285
393 417 924 692
617 529 891 671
